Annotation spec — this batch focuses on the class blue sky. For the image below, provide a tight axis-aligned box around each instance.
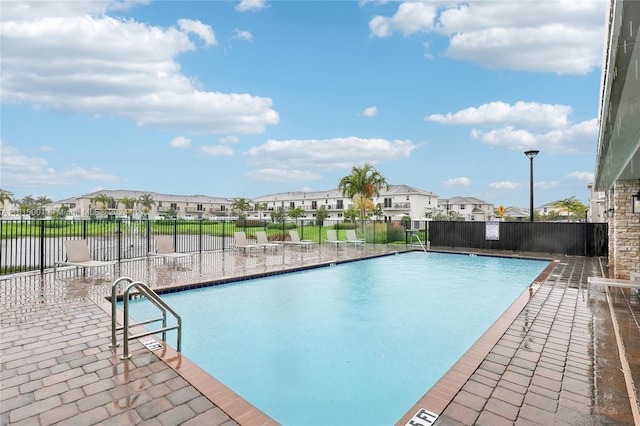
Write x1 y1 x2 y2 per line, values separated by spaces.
1 0 606 208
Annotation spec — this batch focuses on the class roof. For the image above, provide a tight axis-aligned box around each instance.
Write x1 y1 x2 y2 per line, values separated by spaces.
70 189 232 204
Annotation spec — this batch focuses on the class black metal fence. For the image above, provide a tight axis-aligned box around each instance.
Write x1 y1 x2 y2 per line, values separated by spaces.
423 221 608 257
0 218 608 275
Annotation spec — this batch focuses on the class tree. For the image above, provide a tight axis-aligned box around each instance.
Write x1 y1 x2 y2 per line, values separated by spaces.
344 207 359 222
120 196 137 217
35 195 52 206
315 205 329 226
0 192 12 206
288 207 305 220
138 194 155 216
337 163 389 231
553 197 588 221
231 198 252 219
91 193 115 213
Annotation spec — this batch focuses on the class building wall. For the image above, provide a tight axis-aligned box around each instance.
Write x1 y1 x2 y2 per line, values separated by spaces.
608 179 640 279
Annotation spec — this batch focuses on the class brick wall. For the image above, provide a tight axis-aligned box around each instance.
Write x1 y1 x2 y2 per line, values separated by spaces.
608 180 640 279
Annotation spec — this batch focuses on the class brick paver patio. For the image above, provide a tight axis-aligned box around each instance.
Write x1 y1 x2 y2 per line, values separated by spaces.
1 246 638 425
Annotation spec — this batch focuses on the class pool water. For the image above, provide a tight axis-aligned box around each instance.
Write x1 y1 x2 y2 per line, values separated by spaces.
122 252 548 425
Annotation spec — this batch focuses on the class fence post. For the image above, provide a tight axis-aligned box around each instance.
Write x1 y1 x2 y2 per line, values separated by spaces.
117 219 122 263
198 219 203 254
40 220 45 274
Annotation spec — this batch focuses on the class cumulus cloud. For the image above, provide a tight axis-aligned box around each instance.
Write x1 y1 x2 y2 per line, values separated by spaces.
232 29 253 41
368 1 605 74
245 137 417 170
0 2 279 135
429 101 597 154
566 171 594 182
201 145 234 156
245 168 322 183
236 0 267 12
361 106 378 117
488 181 520 189
219 136 239 144
443 177 471 188
177 19 217 46
427 101 571 131
170 136 192 148
0 142 123 189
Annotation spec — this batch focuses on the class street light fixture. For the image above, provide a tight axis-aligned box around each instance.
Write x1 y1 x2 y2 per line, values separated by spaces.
524 150 539 222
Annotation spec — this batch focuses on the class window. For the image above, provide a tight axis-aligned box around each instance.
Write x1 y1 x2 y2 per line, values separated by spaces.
197 204 203 211
406 196 410 201
336 200 344 209
170 203 177 210
384 198 392 208
221 205 226 211
290 202 295 209
460 204 466 210
311 201 317 209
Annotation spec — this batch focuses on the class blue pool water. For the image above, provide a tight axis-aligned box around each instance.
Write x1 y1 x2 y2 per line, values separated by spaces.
122 252 548 425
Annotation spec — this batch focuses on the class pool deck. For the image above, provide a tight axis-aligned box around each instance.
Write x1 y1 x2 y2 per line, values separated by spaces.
1 245 638 425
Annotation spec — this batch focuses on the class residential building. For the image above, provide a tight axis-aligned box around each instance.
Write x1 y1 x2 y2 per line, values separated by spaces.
251 184 439 222
593 0 640 279
437 196 495 221
0 189 15 217
502 206 530 221
57 190 233 219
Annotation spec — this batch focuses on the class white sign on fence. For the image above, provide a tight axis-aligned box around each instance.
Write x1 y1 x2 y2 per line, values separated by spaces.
485 221 500 240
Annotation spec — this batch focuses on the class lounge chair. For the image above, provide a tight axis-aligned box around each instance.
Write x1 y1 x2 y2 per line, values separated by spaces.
54 239 116 279
284 230 315 250
149 235 192 267
325 230 345 248
256 231 280 251
345 229 366 247
234 231 259 253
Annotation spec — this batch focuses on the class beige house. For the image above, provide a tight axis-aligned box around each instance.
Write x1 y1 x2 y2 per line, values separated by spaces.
251 184 439 222
593 0 640 279
59 190 233 219
0 189 15 217
437 196 495 221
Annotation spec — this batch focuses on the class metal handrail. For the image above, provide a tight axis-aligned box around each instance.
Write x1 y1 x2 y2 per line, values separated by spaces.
111 277 182 359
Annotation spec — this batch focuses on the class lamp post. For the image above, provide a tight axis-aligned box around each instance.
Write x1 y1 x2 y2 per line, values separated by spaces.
524 150 539 222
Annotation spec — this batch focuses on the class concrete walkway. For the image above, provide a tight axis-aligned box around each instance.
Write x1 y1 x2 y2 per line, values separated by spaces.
1 247 639 425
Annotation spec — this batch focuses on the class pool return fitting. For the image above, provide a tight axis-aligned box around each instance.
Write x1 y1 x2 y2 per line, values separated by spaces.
110 276 182 360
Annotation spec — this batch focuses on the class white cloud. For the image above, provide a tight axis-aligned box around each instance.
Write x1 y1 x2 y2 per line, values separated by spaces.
0 142 123 189
219 136 239 144
236 0 267 12
201 145 234 156
488 181 520 189
427 101 571 131
0 2 279 134
369 2 437 38
170 136 192 148
443 177 471 188
37 145 55 152
566 171 594 182
369 1 606 75
245 168 322 183
471 119 597 154
177 19 217 46
232 29 253 42
245 137 417 170
361 106 378 117
535 180 561 190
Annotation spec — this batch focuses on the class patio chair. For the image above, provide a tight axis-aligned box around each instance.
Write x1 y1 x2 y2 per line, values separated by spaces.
284 230 315 250
256 231 280 251
234 231 259 253
54 239 116 280
149 235 192 268
325 230 345 248
345 229 366 247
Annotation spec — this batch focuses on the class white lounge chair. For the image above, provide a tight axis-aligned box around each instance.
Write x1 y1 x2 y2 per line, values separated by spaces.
284 230 315 250
256 231 280 251
345 229 366 247
149 235 192 267
325 230 345 248
234 231 259 253
54 239 116 279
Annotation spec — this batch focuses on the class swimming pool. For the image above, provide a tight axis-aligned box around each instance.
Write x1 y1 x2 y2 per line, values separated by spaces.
122 252 548 425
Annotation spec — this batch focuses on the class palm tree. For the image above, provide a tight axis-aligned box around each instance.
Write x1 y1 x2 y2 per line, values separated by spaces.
553 196 588 221
35 195 52 206
120 196 137 217
0 192 13 210
337 163 389 230
138 194 155 217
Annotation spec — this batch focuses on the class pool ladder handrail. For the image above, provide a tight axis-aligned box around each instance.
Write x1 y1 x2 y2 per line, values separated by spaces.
410 231 428 253
110 276 182 360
